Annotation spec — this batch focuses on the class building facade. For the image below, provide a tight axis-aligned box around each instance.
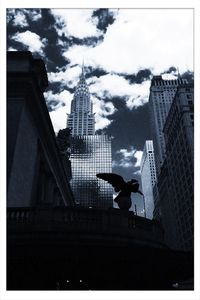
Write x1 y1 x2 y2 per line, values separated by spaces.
149 76 187 174
67 64 113 209
140 140 157 219
154 83 194 251
7 51 75 208
70 135 113 209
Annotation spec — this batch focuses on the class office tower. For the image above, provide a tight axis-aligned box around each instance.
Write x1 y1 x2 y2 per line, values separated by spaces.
149 75 187 174
67 64 113 209
155 83 194 251
70 135 113 209
140 141 157 219
67 63 95 135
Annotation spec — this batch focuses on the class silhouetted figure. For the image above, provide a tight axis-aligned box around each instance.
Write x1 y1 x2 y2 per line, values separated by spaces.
96 173 143 210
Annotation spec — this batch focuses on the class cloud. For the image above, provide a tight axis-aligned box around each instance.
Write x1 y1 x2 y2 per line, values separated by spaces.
89 73 151 109
95 115 112 131
92 96 116 130
12 10 28 27
51 9 101 39
25 9 42 21
12 30 47 55
49 106 68 134
63 9 193 74
7 9 42 33
181 70 194 83
85 66 108 79
113 148 143 168
92 9 118 33
124 69 152 84
48 65 80 89
44 90 73 112
134 150 143 167
133 169 141 175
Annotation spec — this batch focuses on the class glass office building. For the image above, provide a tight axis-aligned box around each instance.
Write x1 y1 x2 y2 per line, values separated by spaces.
70 135 113 209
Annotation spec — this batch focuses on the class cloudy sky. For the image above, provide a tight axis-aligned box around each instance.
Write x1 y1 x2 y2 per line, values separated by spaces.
7 8 194 215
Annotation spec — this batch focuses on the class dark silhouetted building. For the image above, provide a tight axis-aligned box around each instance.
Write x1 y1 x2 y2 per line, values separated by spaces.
7 51 75 208
149 75 187 174
155 84 194 251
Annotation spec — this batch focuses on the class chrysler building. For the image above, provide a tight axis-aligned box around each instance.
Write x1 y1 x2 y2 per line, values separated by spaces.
66 63 113 209
67 63 95 135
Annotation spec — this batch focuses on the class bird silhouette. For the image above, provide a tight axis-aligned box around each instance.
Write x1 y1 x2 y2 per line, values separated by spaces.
96 173 143 210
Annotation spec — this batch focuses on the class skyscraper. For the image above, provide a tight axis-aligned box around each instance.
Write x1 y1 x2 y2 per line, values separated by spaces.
67 63 95 136
160 83 194 251
149 75 187 174
140 140 157 219
67 64 113 209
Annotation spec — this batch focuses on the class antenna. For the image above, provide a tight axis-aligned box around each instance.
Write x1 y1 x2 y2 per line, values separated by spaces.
177 67 181 79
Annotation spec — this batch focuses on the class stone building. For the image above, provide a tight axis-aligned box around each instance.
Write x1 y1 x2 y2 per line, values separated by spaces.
7 51 75 208
153 83 194 251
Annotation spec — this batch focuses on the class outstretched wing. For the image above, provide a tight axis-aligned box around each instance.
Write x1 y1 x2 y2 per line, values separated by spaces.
128 181 143 195
96 173 126 191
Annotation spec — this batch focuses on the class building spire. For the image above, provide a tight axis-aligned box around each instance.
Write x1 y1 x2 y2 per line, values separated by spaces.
80 58 85 81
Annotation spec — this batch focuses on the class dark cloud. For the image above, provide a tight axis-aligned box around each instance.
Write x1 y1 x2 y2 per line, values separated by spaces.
122 69 152 84
45 99 64 112
71 35 104 47
161 67 194 83
7 9 69 71
181 70 194 83
7 38 29 52
38 10 70 71
85 66 108 79
46 81 74 95
92 9 117 33
7 9 105 73
162 66 177 74
46 82 62 94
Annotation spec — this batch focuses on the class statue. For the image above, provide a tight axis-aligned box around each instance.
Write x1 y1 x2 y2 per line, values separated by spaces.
96 173 143 210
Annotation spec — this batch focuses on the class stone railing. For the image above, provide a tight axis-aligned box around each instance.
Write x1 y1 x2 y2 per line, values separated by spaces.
7 206 165 247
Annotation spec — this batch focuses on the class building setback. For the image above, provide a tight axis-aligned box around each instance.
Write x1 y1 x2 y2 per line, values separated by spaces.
67 64 113 209
140 140 157 219
155 84 194 251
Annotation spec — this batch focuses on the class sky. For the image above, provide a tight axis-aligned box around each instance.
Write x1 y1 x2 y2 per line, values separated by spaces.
6 8 194 215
